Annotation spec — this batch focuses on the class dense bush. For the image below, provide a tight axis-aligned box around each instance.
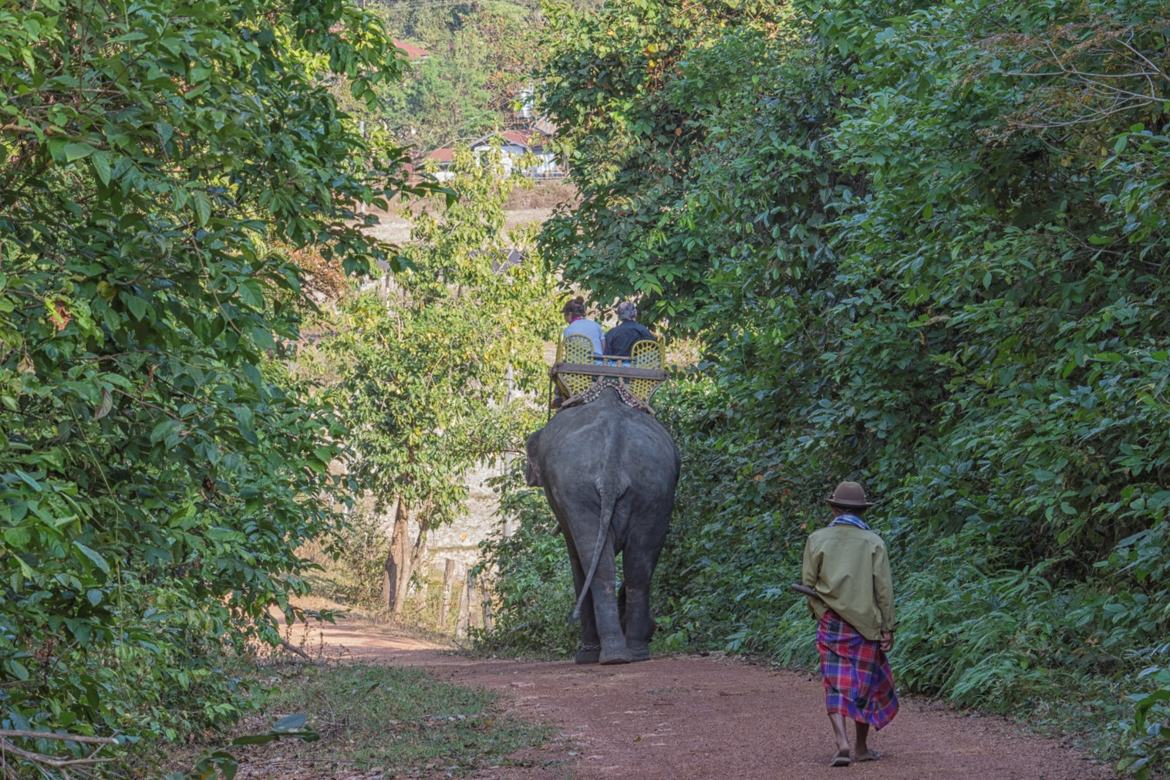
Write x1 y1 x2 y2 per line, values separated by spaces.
0 0 414 769
474 462 577 658
510 0 1170 773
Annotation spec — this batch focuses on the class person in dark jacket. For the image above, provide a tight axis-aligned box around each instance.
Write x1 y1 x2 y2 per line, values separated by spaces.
605 301 655 357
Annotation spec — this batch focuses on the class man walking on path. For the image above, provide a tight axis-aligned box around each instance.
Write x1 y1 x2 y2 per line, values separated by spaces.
801 480 899 767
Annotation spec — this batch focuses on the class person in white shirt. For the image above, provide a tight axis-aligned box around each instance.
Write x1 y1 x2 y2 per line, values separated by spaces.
561 296 605 356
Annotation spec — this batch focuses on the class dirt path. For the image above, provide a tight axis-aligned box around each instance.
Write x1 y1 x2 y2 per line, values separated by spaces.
280 620 1114 780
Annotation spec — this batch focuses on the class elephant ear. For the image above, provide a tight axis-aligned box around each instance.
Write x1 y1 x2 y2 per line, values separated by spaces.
524 430 543 487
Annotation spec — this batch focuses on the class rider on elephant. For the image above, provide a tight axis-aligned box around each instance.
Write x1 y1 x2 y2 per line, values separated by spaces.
561 296 604 357
604 301 655 358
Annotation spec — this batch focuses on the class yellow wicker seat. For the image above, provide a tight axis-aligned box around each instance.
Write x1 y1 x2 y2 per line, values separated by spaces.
554 334 598 398
552 336 667 407
627 339 666 401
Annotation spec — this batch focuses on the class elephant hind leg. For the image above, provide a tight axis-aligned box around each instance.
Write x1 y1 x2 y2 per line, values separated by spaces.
615 583 650 661
564 528 600 663
588 536 631 665
618 583 627 633
621 548 659 662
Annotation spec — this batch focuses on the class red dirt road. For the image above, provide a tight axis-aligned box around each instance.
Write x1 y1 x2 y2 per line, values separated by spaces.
279 620 1115 780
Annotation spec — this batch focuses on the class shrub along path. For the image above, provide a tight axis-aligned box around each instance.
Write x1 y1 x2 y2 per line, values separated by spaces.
261 619 1114 779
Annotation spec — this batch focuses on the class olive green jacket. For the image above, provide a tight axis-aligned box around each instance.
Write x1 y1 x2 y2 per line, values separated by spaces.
800 523 895 641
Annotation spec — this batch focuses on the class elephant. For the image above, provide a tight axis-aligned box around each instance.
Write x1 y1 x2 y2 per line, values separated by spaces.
525 385 680 664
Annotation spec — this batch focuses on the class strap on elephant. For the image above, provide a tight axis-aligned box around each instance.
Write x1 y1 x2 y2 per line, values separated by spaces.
561 378 655 414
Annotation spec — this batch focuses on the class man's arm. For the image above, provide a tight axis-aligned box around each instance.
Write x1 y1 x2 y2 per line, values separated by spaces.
873 542 895 632
800 538 819 618
801 537 817 588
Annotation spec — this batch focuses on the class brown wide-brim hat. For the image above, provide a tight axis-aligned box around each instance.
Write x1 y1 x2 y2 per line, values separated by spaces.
825 480 876 509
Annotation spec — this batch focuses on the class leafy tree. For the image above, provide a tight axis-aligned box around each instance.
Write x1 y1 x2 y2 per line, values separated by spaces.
382 38 500 151
0 0 417 768
373 0 598 150
322 148 558 614
524 0 1170 773
538 0 798 326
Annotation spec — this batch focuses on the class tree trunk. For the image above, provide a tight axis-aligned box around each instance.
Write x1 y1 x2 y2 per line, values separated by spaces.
455 567 471 639
439 558 456 628
382 497 413 615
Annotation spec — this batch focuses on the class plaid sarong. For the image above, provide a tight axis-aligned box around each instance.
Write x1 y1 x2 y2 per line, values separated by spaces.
817 610 899 730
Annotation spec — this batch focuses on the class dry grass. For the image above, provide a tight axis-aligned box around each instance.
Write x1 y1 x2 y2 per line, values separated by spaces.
505 180 578 210
191 663 552 779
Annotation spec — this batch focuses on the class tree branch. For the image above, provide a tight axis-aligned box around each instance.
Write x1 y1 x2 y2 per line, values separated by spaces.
0 730 118 746
279 639 312 660
0 732 117 770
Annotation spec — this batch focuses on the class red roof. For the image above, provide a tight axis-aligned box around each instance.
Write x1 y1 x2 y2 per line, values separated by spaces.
471 130 544 150
500 130 530 145
427 147 454 163
393 39 429 61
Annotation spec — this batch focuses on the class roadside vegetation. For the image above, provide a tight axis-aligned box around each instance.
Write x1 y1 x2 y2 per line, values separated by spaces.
0 0 426 773
347 0 599 152
0 0 556 774
300 149 560 619
187 663 553 779
480 0 1170 776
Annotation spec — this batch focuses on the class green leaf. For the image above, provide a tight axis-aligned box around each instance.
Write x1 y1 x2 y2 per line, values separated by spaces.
13 469 43 492
121 292 148 321
233 405 258 445
237 279 265 309
192 191 212 226
91 151 112 185
6 659 30 681
150 418 183 445
3 526 32 548
73 541 111 575
63 142 94 161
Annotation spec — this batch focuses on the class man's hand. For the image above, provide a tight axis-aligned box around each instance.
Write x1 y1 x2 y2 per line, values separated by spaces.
880 630 894 652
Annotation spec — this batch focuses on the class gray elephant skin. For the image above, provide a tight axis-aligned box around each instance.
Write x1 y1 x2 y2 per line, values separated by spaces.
525 386 680 664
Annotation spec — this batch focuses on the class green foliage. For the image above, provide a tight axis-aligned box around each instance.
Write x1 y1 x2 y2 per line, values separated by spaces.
474 461 577 657
378 20 508 150
535 0 1170 772
324 147 557 531
373 0 590 150
292 148 561 619
0 0 417 769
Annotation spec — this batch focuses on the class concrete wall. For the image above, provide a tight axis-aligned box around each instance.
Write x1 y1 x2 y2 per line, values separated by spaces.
415 458 517 578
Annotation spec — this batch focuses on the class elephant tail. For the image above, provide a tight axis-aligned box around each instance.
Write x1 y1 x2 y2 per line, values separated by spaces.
570 478 617 622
